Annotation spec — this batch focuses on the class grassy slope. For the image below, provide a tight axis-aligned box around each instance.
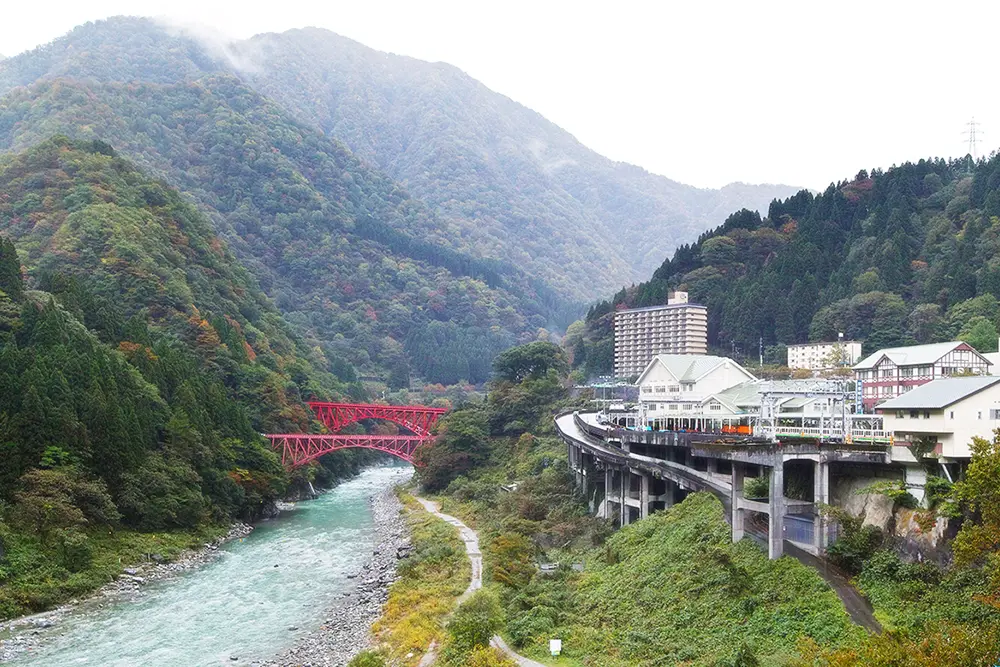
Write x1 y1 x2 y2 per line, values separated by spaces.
431 434 861 666
368 492 470 665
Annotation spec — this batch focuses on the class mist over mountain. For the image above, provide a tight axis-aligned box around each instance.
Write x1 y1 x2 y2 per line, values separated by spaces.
230 28 801 301
0 17 799 304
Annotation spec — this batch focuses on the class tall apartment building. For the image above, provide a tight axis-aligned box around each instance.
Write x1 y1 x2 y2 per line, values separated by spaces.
787 340 863 371
613 292 708 378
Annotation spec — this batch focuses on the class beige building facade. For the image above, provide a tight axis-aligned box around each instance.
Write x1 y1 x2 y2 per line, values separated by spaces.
613 292 708 378
787 340 863 371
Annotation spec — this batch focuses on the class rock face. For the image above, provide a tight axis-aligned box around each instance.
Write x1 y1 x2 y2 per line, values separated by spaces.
830 475 897 531
261 483 410 667
893 509 956 566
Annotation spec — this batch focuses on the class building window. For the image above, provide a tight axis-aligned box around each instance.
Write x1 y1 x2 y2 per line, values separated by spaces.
909 410 918 418
896 410 905 418
655 386 666 393
923 411 930 419
991 409 1000 420
978 411 983 419
710 404 721 412
683 404 692 411
950 411 955 419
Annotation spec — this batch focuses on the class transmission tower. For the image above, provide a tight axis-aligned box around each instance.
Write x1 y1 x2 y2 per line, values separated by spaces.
964 117 983 160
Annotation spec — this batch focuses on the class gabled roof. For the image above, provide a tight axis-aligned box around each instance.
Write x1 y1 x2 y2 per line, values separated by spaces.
705 379 841 414
853 341 986 370
635 354 757 385
877 376 1000 410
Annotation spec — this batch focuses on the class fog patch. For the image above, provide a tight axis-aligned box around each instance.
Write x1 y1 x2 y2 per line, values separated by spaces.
153 16 263 74
526 138 576 175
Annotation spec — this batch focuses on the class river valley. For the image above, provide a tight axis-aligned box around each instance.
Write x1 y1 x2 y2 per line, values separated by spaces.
4 465 412 667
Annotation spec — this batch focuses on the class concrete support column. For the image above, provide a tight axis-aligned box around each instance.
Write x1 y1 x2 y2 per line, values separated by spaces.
664 480 676 509
731 462 745 543
706 458 718 476
769 462 786 560
640 473 650 519
604 467 612 520
813 460 829 555
619 470 628 526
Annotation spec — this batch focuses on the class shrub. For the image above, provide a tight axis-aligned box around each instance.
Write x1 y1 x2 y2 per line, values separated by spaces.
463 646 516 667
507 607 557 647
446 589 504 655
823 506 884 574
346 650 385 667
859 480 919 509
744 476 769 499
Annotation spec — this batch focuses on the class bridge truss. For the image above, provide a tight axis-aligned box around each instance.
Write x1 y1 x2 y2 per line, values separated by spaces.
265 402 446 468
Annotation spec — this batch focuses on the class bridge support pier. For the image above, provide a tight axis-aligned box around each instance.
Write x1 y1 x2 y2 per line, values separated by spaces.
731 462 745 543
640 472 650 519
813 460 830 555
769 462 786 560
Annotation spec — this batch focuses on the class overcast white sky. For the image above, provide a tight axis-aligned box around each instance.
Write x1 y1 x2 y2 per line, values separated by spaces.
1 1 997 190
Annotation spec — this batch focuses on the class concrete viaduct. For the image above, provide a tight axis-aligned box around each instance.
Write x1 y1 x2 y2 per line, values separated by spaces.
555 411 890 560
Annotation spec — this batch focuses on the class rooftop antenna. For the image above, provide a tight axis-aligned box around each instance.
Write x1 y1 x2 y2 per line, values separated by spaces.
964 117 983 161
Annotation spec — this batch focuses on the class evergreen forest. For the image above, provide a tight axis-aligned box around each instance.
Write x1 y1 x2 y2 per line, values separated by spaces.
575 153 1000 376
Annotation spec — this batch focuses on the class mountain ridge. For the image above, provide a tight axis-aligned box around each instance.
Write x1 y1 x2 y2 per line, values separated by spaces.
0 16 802 304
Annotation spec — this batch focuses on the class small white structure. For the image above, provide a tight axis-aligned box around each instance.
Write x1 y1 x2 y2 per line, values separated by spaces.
787 340 863 371
878 375 1000 460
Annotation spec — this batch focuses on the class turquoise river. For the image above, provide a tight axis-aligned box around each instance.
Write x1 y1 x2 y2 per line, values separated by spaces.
11 465 411 666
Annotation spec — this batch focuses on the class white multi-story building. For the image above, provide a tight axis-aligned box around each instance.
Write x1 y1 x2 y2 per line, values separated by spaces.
787 340 862 371
635 354 756 429
878 375 1000 461
613 292 708 378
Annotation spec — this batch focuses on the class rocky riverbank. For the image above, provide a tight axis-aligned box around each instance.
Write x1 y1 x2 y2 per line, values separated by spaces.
0 522 254 662
260 482 410 667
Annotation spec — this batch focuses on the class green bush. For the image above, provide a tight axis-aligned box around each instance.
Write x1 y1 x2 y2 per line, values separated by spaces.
507 606 557 647
858 480 919 509
346 650 385 667
744 476 769 499
445 589 504 656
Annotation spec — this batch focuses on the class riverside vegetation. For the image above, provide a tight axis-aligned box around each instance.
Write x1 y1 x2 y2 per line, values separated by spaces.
0 137 377 619
401 341 1000 665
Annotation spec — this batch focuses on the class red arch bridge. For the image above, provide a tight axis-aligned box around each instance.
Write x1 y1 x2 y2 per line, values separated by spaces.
265 402 447 468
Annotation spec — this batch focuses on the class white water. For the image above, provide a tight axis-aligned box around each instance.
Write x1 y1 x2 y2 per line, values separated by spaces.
13 465 411 667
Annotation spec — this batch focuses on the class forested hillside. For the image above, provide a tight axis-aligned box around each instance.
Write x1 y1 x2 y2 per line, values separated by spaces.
234 28 799 301
0 17 798 311
575 154 1000 376
0 33 567 384
0 138 381 616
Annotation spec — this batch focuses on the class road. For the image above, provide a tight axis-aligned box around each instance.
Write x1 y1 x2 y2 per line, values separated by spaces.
415 497 548 667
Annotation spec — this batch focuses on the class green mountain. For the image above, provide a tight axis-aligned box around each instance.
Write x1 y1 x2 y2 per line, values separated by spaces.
575 155 1000 375
231 28 801 302
0 22 569 384
0 138 385 615
0 16 799 309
